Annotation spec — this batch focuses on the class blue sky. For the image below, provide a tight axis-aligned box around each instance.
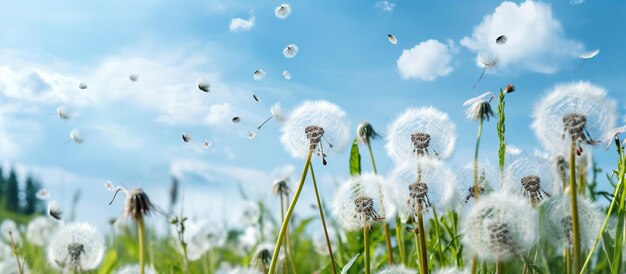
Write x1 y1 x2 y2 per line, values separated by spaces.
1 0 625 229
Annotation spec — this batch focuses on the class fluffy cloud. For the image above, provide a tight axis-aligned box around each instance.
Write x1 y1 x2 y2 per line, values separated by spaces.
229 14 255 32
397 39 456 81
375 1 395 12
460 1 583 74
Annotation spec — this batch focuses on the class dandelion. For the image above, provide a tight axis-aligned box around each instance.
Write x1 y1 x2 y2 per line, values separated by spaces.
48 201 63 222
197 79 210 92
274 4 291 19
253 69 265 81
36 188 50 200
458 162 497 208
282 70 291 80
376 265 418 274
47 222 105 272
172 221 208 261
115 264 157 274
495 35 507 45
357 121 381 145
333 173 387 231
69 129 84 144
78 82 88 89
385 107 456 163
57 106 70 120
257 103 287 131
251 243 274 273
544 194 601 250
504 155 556 206
387 34 398 45
472 54 498 89
463 92 495 122
129 74 139 82
203 139 212 149
182 133 191 143
282 44 298 58
0 220 21 246
26 216 57 246
461 191 537 262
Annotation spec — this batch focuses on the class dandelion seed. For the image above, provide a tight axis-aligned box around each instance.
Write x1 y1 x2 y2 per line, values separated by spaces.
387 34 398 45
333 173 386 230
505 145 522 155
461 191 537 261
495 35 507 45
247 131 256 139
280 100 350 163
532 81 616 156
504 155 556 206
253 69 265 81
274 3 291 19
104 181 115 191
182 133 191 143
0 220 21 245
114 264 157 274
26 216 57 246
257 103 286 131
47 222 105 272
57 106 70 120
463 92 495 121
282 70 291 80
356 121 381 145
203 139 212 149
458 162 496 207
69 129 84 144
544 194 601 249
473 54 498 88
386 107 456 162
197 80 210 92
253 94 260 102
48 201 63 222
232 117 241 123
78 82 88 89
37 188 51 200
577 49 600 59
376 265 418 274
129 74 139 82
283 44 299 58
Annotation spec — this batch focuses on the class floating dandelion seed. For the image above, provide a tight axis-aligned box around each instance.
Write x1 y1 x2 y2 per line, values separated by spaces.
333 173 387 230
37 189 50 200
463 92 495 121
47 222 105 272
247 131 256 140
257 103 286 130
473 54 498 88
376 265 418 274
387 34 398 45
576 49 600 70
253 94 260 102
182 133 191 143
532 81 616 156
389 159 458 218
26 216 57 246
504 155 556 206
253 69 265 80
57 106 70 120
197 79 210 92
603 125 626 149
283 44 299 58
544 194 601 250
386 106 456 163
274 3 291 19
78 82 88 89
280 100 350 165
129 74 139 82
47 201 63 222
282 70 291 80
232 117 241 123
461 191 537 262
69 129 84 144
495 35 507 45
203 139 212 149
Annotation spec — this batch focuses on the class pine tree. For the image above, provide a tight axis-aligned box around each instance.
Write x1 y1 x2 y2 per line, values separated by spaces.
24 175 41 215
0 166 5 208
6 169 20 212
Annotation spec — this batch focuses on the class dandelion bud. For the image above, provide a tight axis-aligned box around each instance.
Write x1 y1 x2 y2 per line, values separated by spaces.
356 121 381 145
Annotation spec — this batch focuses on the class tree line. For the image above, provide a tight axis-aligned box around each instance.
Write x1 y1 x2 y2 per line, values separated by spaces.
0 166 44 215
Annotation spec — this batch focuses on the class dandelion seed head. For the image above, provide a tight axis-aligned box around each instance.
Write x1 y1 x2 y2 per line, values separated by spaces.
389 159 458 220
272 178 291 196
464 92 495 122
386 107 456 162
26 216 58 246
0 220 21 246
544 194 601 249
283 44 298 58
120 188 154 222
251 243 274 268
114 264 157 274
376 265 418 274
280 100 350 159
282 70 291 80
69 129 84 144
504 155 556 205
357 121 381 145
333 173 386 230
274 3 291 19
128 74 139 82
532 81 616 156
57 106 70 120
461 191 537 261
253 69 265 81
47 222 105 271
458 161 497 208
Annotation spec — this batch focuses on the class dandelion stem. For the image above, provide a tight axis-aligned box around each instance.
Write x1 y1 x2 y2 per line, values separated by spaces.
366 140 394 265
8 231 23 274
566 249 572 274
396 216 406 265
432 208 446 265
612 153 626 274
471 256 478 274
474 120 484 199
284 194 298 274
309 163 338 274
280 195 289 274
138 216 146 274
268 151 313 274
568 140 582 273
496 260 502 274
417 212 428 274
364 226 371 274
413 230 421 271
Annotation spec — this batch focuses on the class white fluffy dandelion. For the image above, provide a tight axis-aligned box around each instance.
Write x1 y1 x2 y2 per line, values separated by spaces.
544 194 601 250
0 220 21 246
376 265 417 274
458 161 497 208
333 173 387 230
253 69 265 81
47 222 105 272
388 158 458 219
385 107 456 162
26 216 58 246
115 264 157 274
282 44 298 58
532 81 616 156
274 4 291 19
69 129 84 144
280 100 351 163
504 155 557 206
172 221 208 261
461 191 537 262
463 92 495 121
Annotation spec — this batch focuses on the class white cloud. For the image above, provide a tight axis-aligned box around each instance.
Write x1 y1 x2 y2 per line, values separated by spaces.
204 103 234 126
460 1 583 74
375 1 395 12
570 0 585 5
397 39 456 81
229 14 255 32
90 123 143 149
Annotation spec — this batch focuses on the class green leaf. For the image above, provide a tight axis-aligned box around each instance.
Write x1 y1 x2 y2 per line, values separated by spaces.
602 230 615 270
349 138 361 176
97 249 118 274
341 253 361 274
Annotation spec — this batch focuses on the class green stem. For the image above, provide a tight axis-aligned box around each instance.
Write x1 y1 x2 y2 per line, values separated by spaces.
417 212 428 274
366 140 394 265
268 151 313 274
612 163 626 273
413 230 421 271
496 260 502 274
8 231 23 274
568 141 582 273
474 120 484 199
366 141 378 174
283 194 298 274
471 256 478 274
364 226 371 274
280 196 289 274
397 216 406 265
138 216 146 274
309 163 338 274
432 208 446 265
566 248 572 274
